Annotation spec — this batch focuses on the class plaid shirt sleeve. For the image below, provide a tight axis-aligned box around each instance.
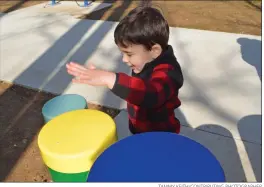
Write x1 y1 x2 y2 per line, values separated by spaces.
111 64 178 108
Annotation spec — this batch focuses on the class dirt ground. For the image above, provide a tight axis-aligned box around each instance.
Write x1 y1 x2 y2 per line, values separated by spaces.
84 0 261 35
0 0 261 182
0 81 119 182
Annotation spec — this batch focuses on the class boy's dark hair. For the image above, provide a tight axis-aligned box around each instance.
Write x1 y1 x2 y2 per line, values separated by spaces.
114 6 169 51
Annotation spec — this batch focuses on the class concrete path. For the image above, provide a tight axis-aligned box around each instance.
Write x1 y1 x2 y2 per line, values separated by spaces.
0 4 261 182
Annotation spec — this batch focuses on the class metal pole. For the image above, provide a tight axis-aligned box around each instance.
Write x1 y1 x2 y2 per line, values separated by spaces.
83 0 92 7
51 0 56 5
84 0 89 7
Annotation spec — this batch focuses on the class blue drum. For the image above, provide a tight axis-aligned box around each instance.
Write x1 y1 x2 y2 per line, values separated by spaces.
87 132 225 182
42 94 87 123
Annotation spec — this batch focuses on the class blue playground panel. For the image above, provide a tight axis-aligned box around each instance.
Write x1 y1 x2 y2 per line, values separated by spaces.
42 94 87 123
87 132 225 182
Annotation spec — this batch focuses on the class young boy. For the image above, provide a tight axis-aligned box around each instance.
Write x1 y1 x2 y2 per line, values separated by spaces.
66 6 184 134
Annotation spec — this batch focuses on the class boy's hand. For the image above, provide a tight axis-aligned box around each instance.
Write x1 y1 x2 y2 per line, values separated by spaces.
66 62 116 89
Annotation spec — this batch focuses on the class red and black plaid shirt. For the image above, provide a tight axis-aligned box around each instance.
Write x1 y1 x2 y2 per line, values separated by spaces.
111 45 184 134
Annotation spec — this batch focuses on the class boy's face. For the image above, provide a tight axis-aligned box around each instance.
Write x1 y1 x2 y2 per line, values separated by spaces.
118 44 157 74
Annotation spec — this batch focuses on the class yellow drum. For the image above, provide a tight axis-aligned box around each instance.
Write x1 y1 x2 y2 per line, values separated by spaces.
38 109 117 182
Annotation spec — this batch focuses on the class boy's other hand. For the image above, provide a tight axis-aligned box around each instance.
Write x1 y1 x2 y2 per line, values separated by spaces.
66 62 116 89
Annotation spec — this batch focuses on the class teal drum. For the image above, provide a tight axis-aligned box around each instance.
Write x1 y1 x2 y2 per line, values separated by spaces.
42 94 88 123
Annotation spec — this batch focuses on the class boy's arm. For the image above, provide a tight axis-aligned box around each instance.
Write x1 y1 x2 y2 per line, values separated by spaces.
110 64 182 108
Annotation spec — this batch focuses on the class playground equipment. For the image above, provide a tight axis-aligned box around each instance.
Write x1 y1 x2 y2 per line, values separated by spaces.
43 0 61 7
38 109 117 182
76 0 93 7
42 94 87 123
44 0 92 8
87 132 225 182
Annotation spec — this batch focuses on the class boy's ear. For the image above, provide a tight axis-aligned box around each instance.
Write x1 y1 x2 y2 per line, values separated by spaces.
150 44 162 59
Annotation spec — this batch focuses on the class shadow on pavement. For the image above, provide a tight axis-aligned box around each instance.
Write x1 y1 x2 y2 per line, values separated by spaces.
237 37 261 81
237 114 262 182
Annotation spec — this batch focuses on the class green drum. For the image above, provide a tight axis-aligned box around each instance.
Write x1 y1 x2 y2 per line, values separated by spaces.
48 168 89 182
